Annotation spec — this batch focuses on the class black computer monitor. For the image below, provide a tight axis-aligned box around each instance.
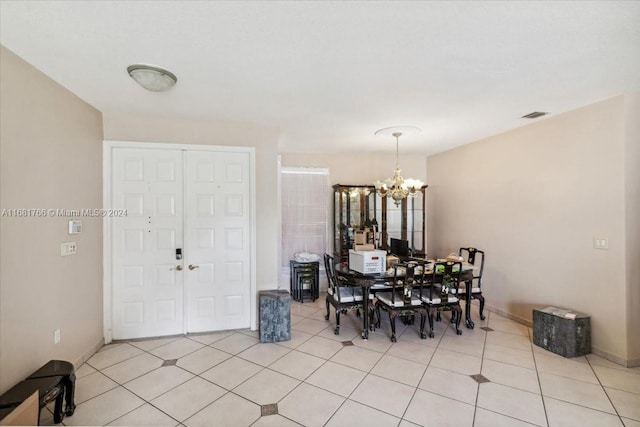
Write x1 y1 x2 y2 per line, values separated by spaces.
390 238 410 258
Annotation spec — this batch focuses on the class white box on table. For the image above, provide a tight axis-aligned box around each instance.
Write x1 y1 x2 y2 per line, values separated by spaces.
348 249 386 274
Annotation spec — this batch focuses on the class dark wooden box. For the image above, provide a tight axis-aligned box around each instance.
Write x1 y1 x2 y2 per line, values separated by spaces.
533 307 591 358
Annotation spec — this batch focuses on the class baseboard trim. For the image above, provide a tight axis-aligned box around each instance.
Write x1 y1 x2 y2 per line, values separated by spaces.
73 337 104 369
627 357 640 368
485 304 532 328
484 304 638 368
591 347 640 368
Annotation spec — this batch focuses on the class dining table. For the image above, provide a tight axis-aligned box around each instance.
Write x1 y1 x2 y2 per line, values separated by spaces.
335 258 477 339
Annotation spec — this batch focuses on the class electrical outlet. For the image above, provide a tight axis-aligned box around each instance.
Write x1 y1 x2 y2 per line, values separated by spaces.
54 329 61 344
593 237 609 250
61 241 77 256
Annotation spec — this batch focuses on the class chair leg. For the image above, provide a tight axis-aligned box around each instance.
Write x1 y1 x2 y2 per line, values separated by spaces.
369 303 377 331
334 309 341 335
325 297 330 321
389 312 397 342
478 295 486 320
427 308 435 338
419 313 427 339
454 306 463 335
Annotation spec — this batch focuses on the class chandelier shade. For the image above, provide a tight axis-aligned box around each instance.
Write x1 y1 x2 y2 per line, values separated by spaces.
373 130 424 207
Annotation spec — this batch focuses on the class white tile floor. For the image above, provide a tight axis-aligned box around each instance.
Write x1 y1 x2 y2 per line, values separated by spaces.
41 295 640 427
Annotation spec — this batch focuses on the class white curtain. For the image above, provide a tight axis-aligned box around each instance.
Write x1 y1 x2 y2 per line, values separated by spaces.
280 168 329 269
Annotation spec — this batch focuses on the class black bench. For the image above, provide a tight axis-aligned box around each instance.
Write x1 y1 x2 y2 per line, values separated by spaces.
0 376 64 424
0 360 76 424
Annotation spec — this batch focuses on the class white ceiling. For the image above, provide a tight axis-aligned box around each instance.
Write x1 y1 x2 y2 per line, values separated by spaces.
1 1 639 156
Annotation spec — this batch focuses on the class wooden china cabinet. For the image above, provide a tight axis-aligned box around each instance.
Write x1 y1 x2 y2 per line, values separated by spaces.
332 184 427 262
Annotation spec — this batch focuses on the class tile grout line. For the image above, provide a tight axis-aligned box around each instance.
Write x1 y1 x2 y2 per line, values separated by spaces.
76 298 637 426
285 302 379 424
471 306 490 426
106 339 200 424
77 331 262 425
310 301 413 424
530 324 551 427
88 333 257 425
584 355 625 424
396 309 448 423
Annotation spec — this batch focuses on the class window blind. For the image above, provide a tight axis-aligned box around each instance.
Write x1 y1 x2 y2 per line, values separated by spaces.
280 168 329 268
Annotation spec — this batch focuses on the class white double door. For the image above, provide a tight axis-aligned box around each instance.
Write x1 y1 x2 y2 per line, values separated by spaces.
110 146 252 340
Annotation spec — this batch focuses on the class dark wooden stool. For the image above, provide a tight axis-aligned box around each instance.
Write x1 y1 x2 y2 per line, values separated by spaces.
0 376 65 424
26 360 76 418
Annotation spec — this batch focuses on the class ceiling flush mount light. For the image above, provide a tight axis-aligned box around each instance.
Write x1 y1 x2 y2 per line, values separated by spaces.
374 126 424 207
127 64 177 92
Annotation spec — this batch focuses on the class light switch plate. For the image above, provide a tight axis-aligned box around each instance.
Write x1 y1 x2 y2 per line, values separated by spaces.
593 237 609 250
61 241 77 256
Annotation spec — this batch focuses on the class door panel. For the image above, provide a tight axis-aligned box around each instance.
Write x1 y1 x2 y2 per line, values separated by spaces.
110 146 252 339
111 148 184 339
185 151 251 332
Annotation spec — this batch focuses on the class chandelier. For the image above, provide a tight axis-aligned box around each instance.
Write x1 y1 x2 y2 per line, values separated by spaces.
373 129 424 207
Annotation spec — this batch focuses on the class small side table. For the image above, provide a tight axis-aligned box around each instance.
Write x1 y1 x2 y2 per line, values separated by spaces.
533 307 591 357
289 260 319 302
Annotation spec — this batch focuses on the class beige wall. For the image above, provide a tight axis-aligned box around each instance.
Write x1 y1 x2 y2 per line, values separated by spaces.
624 93 640 364
281 152 427 187
427 96 635 364
102 113 281 323
0 46 104 393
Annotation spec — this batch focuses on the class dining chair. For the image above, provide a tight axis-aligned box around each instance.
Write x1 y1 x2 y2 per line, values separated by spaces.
324 253 369 335
416 260 463 336
374 260 428 342
457 247 486 320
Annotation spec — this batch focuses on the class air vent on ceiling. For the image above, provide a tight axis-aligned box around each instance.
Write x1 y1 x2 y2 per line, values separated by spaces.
521 111 548 119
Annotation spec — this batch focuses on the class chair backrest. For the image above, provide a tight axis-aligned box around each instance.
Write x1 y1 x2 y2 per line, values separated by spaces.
386 259 421 305
423 260 462 301
323 253 337 291
459 247 485 280
324 252 356 303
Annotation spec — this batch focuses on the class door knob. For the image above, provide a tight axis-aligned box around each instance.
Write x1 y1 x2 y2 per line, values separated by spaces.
171 265 184 271
188 264 200 270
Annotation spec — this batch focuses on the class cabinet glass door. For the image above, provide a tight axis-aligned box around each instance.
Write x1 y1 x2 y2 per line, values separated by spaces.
407 191 424 254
